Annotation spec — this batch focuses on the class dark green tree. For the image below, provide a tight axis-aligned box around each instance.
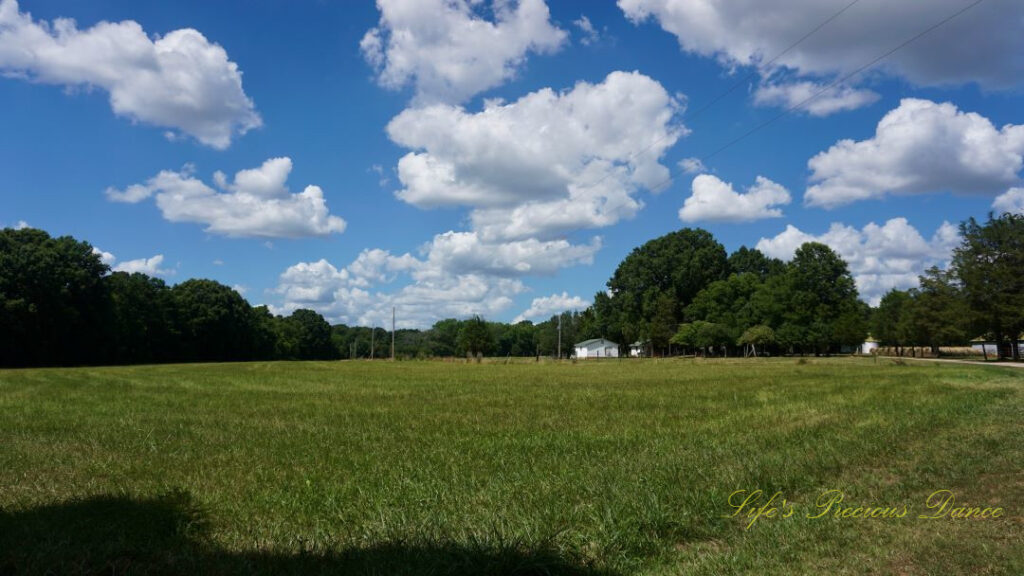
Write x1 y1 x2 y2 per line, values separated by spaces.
872 289 912 353
737 325 776 357
784 242 860 353
952 213 1024 359
171 279 259 362
499 321 537 357
695 322 732 357
278 309 337 360
833 304 869 353
250 306 280 360
649 293 679 355
582 291 623 344
606 228 729 340
670 321 703 356
0 227 110 366
104 272 176 364
728 246 786 280
902 267 970 353
457 315 494 357
686 272 762 339
428 318 462 356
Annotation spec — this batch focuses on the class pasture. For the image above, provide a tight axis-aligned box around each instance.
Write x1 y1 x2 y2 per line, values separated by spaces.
1 358 1021 575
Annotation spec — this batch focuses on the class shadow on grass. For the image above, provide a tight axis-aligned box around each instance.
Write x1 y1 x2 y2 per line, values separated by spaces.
0 491 616 576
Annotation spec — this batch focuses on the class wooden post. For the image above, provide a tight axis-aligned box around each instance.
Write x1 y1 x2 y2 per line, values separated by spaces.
557 314 562 360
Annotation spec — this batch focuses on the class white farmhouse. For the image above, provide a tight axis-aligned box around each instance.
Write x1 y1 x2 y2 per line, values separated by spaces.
574 338 620 359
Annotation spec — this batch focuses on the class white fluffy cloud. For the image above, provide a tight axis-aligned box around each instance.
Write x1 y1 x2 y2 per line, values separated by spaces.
679 174 790 223
993 187 1024 215
805 99 1024 208
678 157 706 174
0 0 260 148
361 0 566 104
388 71 683 240
512 292 591 323
419 233 601 278
320 71 677 324
272 257 525 329
90 246 115 266
573 15 600 46
752 81 879 117
105 158 346 238
620 0 1024 117
756 217 961 304
112 254 174 276
272 230 600 328
618 0 1024 90
92 247 173 276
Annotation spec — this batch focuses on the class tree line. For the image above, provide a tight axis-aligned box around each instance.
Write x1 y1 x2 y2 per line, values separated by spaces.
387 213 1020 360
872 214 1023 360
0 228 336 367
579 229 869 357
575 213 1021 359
2 212 1020 367
358 229 868 360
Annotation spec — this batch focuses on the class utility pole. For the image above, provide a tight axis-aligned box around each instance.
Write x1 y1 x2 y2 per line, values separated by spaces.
391 307 396 361
557 314 562 360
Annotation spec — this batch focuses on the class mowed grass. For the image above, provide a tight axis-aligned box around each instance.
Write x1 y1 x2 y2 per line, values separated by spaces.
0 358 1021 575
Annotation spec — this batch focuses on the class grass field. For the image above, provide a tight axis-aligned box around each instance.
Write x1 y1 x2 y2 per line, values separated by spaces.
1 358 1021 575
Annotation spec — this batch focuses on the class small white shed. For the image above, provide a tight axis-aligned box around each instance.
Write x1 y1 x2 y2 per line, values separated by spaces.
861 336 879 355
575 338 620 359
629 340 648 358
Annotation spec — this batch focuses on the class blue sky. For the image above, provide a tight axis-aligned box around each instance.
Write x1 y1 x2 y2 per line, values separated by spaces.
2 0 1022 327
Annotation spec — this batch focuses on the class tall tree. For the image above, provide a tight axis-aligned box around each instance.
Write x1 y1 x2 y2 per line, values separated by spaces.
902 267 970 353
428 318 462 357
952 213 1024 359
457 315 494 357
104 272 176 364
277 309 337 360
171 279 260 362
784 242 860 353
649 293 679 355
728 246 786 280
833 304 870 353
872 289 912 352
606 228 728 344
0 228 109 366
686 272 762 341
499 321 537 357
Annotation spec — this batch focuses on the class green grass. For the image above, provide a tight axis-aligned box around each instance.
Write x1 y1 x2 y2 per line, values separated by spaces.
1 358 1021 575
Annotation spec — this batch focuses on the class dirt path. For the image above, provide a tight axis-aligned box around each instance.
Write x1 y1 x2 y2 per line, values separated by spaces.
879 356 1024 369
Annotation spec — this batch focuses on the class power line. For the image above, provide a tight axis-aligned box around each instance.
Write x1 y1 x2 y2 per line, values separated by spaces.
648 0 986 192
574 0 863 193
684 0 863 123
